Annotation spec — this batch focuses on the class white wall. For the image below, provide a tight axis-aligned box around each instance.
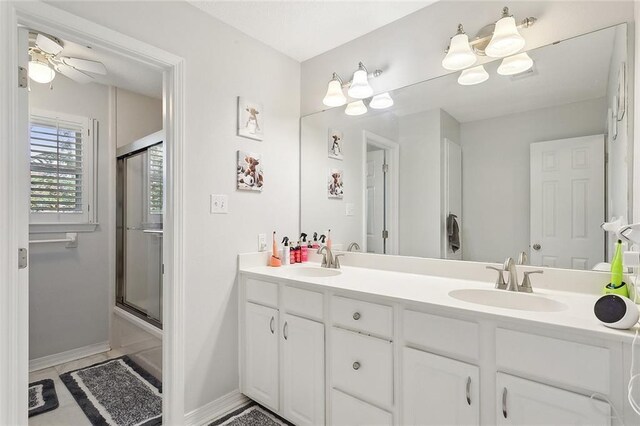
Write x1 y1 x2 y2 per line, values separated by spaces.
48 0 301 413
301 1 634 115
28 76 111 359
460 98 607 264
115 87 162 148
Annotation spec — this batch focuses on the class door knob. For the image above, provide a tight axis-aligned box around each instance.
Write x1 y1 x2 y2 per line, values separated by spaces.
532 243 541 251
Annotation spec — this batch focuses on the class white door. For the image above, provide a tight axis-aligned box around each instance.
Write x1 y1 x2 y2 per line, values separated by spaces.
497 373 610 425
366 148 386 254
530 135 604 269
282 314 325 426
402 347 479 426
243 302 279 411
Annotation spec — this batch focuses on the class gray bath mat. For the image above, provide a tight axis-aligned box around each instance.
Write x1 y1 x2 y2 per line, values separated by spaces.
210 403 292 426
60 356 162 426
29 378 59 417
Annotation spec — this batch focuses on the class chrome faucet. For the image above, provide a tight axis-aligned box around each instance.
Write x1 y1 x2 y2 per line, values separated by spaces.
347 242 361 252
317 245 344 269
486 256 544 293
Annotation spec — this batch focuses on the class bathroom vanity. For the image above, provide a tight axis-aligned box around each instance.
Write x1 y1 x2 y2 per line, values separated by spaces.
238 253 635 426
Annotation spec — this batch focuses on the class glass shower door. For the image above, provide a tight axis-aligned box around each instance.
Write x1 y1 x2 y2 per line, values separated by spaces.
117 141 163 327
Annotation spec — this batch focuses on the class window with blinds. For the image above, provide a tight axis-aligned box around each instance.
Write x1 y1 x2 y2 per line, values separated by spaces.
148 143 163 215
30 111 95 224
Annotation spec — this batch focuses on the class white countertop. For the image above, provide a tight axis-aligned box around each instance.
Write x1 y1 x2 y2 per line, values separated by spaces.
240 262 640 344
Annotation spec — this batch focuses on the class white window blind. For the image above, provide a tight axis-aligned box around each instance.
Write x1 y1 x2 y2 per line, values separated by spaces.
148 143 163 215
30 111 95 224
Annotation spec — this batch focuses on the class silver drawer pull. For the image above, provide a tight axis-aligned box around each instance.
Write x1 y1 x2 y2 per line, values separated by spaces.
466 376 471 405
352 361 361 370
353 312 361 320
283 321 289 340
269 316 275 334
502 387 508 419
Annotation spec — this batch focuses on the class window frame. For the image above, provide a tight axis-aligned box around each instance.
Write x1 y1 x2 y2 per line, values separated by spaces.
29 108 97 232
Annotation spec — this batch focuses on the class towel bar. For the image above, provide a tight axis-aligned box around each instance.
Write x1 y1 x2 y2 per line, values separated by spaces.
29 232 78 248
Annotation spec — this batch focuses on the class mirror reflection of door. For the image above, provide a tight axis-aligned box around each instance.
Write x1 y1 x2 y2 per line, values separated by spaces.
530 135 605 269
366 147 386 253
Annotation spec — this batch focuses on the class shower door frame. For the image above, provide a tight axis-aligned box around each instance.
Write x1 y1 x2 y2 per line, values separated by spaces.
0 3 186 424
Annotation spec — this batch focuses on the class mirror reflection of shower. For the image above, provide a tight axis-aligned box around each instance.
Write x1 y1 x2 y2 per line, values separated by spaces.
116 131 164 328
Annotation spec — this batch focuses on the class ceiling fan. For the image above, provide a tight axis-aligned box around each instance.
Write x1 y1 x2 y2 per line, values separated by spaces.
28 31 107 85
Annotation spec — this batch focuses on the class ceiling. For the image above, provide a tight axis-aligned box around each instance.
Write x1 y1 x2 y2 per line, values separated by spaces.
187 0 436 62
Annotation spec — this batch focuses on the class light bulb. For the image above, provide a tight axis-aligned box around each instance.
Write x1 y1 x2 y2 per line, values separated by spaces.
28 59 55 84
458 65 489 86
369 92 394 109
497 52 533 76
485 12 525 58
345 100 367 116
442 27 476 71
348 64 373 99
322 74 346 107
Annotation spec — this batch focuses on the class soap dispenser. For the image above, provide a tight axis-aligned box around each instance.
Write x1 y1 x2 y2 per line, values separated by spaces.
281 237 290 265
300 233 309 262
311 232 320 249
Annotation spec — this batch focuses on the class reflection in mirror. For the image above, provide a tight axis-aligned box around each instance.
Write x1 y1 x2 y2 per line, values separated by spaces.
300 24 631 271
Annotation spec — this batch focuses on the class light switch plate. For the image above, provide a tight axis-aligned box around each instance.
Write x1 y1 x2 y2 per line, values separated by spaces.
345 203 355 216
258 233 267 252
210 194 228 214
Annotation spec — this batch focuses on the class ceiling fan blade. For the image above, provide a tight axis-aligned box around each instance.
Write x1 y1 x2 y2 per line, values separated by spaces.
35 33 63 55
55 64 94 84
61 57 107 75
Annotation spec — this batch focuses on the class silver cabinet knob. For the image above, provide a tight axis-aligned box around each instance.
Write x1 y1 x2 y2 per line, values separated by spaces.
532 243 541 251
353 312 361 320
352 361 361 370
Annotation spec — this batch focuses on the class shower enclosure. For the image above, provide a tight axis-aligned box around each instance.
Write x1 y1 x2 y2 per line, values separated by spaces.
116 132 164 328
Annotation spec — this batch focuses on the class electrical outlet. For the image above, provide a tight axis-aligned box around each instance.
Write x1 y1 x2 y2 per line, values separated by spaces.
258 233 267 252
210 194 228 214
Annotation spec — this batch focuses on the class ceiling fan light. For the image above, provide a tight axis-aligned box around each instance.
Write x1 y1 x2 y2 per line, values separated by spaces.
28 59 56 84
485 15 525 58
348 65 373 99
458 65 489 86
497 52 534 75
369 92 394 109
442 31 476 71
323 76 346 107
345 100 368 116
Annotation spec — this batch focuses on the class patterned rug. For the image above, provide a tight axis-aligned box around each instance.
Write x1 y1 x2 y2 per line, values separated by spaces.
210 403 292 426
60 356 162 426
28 378 59 417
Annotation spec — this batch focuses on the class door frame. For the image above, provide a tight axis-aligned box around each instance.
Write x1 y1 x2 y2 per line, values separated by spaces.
0 2 186 424
361 130 399 255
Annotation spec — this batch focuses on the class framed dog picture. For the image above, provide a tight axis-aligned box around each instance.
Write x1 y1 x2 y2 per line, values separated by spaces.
237 151 264 192
328 129 343 160
327 169 344 199
237 97 264 141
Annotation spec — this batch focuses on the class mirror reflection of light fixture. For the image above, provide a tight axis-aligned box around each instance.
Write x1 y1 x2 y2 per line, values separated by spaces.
345 100 368 116
369 92 394 109
322 73 347 107
485 7 526 58
28 52 56 84
442 24 476 71
497 52 534 75
458 65 489 86
348 62 374 99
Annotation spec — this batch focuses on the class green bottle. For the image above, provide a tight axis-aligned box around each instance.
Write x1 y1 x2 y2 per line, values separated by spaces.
605 239 628 297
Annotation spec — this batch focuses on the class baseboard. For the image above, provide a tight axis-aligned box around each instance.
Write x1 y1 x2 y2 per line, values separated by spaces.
184 390 250 426
29 341 110 372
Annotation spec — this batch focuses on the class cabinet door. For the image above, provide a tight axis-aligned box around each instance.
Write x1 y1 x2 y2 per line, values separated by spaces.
332 389 393 426
402 347 479 426
244 302 279 411
282 314 325 426
496 373 611 425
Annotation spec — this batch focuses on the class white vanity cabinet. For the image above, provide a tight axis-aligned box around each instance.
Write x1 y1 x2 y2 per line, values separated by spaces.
402 347 480 426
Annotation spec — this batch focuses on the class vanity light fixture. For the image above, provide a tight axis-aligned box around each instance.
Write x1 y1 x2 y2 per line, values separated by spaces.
322 73 347 107
458 65 489 86
28 52 56 84
345 100 368 116
485 7 526 58
348 62 375 99
369 92 394 109
497 52 534 76
442 24 477 71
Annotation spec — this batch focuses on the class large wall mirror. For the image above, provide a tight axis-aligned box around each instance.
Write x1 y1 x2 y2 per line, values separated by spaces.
301 23 632 270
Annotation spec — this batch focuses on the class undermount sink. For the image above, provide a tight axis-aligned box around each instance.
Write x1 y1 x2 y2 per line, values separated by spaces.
288 267 342 278
448 288 568 312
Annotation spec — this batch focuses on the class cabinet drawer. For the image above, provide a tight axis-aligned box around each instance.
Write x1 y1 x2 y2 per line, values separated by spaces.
283 286 323 321
331 295 393 338
331 389 392 426
245 278 278 307
404 310 478 359
331 327 393 408
496 329 610 394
